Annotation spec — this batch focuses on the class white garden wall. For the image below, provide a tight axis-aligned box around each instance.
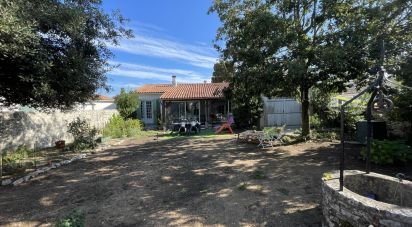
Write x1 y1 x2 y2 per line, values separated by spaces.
0 110 117 152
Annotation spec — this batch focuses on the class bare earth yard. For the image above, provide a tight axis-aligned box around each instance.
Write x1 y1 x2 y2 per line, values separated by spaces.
1 136 410 227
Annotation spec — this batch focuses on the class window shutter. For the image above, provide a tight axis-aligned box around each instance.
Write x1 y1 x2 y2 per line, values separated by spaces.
136 100 142 119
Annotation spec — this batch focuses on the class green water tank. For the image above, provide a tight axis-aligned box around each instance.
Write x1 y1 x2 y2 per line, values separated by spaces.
356 120 387 144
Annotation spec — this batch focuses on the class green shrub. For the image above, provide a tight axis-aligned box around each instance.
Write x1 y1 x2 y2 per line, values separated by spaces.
2 145 35 175
103 114 143 138
281 134 307 144
263 126 283 135
2 145 33 161
102 114 124 138
311 130 338 140
344 105 364 132
361 140 412 165
67 118 97 151
55 210 85 227
310 114 321 129
115 88 139 119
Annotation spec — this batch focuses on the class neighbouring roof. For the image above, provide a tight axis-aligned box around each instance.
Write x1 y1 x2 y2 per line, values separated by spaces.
136 84 173 94
95 95 114 101
136 83 229 100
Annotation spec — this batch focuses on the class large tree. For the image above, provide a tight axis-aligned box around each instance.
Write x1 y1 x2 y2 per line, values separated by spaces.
211 60 234 82
210 0 412 136
0 0 132 109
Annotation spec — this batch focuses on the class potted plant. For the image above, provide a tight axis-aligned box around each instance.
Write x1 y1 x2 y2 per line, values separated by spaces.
55 140 65 149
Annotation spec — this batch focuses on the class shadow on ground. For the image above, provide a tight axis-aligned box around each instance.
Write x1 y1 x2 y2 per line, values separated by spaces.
0 136 410 226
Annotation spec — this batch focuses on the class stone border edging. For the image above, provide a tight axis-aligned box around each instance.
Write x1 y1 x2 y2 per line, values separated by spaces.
0 141 120 187
1 153 88 186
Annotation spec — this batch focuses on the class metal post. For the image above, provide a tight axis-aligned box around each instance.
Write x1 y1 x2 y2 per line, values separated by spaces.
366 96 374 174
339 82 376 191
0 152 3 179
366 70 384 173
160 100 163 127
205 100 208 127
339 107 345 191
409 105 412 145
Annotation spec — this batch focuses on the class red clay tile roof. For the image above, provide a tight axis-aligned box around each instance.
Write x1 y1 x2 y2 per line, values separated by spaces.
160 83 228 100
95 95 113 101
136 84 173 94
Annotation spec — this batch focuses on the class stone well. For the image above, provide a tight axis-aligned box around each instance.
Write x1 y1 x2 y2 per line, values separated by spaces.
321 170 412 227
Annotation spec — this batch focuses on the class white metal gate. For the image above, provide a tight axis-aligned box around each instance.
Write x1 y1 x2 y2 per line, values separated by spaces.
264 98 302 127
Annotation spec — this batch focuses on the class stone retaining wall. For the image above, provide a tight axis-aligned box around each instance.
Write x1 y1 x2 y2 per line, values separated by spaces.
321 170 412 227
0 110 117 152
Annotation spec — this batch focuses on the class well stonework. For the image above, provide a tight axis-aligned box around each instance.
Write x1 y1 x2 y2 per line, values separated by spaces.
0 110 117 152
321 170 412 227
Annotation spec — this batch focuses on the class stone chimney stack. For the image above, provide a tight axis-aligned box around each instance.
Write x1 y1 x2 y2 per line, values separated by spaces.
172 75 177 86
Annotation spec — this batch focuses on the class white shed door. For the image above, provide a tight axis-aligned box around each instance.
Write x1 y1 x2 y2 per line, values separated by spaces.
265 98 301 127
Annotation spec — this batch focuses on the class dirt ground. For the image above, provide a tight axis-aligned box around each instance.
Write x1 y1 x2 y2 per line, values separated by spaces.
0 136 411 227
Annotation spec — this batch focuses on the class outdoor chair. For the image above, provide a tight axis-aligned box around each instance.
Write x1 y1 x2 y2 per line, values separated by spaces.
257 126 285 148
185 121 200 134
215 113 234 134
178 122 187 134
215 122 234 134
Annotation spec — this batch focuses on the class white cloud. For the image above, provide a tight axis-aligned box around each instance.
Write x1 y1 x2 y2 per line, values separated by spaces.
108 61 211 83
108 26 218 68
110 82 143 89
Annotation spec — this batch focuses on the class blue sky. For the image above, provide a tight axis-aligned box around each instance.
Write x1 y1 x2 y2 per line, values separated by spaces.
99 0 221 96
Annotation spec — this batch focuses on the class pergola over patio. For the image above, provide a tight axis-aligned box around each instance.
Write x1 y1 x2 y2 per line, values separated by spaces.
160 83 230 128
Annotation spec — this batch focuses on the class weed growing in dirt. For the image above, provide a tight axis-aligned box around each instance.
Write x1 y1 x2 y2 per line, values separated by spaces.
322 172 333 181
251 169 266 179
55 210 85 227
237 182 247 191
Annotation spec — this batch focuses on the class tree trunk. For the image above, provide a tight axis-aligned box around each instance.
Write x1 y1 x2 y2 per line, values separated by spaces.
301 86 310 136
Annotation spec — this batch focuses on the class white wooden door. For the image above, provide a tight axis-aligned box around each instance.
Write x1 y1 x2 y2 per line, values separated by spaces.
141 101 154 124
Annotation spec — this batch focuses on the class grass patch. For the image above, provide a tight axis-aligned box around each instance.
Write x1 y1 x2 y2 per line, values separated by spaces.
55 210 85 227
161 129 234 139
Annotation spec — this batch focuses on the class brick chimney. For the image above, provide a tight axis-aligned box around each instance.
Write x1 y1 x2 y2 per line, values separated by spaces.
172 75 177 86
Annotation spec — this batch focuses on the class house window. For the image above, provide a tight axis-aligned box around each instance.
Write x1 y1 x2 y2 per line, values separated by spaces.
146 101 152 119
140 102 145 118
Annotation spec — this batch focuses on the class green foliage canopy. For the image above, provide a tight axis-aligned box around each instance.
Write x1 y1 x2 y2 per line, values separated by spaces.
0 0 132 109
210 0 412 135
211 60 234 83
